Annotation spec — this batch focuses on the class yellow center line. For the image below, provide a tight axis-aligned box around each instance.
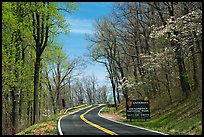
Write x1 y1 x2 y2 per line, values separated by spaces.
80 104 118 135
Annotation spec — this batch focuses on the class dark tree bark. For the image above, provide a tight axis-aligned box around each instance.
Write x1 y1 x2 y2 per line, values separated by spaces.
165 73 172 103
174 44 191 97
191 31 200 91
32 2 50 124
115 77 120 104
168 2 191 98
10 87 17 135
33 55 40 124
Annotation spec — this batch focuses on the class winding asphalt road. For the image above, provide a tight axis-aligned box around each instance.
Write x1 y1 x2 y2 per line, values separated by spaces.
58 104 166 135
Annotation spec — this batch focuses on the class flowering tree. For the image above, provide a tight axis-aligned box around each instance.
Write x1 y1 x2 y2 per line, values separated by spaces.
88 2 202 110
150 8 202 97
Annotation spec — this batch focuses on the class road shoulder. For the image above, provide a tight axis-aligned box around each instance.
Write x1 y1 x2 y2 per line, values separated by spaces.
58 105 92 135
98 106 168 135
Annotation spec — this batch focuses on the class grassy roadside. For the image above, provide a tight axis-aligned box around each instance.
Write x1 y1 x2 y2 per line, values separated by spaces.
100 97 202 135
16 104 90 135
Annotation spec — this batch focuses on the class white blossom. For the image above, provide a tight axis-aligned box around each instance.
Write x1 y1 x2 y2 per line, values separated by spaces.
150 9 202 42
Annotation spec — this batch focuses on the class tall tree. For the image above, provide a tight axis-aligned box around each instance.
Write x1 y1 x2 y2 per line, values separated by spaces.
2 2 77 134
29 2 76 124
43 45 82 114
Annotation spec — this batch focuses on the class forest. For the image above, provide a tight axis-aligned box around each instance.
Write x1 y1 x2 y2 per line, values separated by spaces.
87 2 202 110
2 2 107 135
2 2 202 135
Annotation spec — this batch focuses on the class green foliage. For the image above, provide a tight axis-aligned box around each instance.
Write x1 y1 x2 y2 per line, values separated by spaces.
2 2 78 135
17 104 89 135
101 106 111 112
24 130 34 135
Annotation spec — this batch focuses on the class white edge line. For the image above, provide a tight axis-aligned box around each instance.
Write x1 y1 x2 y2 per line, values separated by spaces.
98 104 168 135
58 105 93 135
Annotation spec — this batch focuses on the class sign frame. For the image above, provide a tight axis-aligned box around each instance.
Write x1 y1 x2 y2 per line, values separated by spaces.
126 99 150 120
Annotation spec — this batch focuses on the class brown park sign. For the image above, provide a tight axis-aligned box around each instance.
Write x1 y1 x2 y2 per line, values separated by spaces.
126 100 150 119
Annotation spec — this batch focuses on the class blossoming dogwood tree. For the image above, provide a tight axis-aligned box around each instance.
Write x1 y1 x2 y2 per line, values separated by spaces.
149 9 202 97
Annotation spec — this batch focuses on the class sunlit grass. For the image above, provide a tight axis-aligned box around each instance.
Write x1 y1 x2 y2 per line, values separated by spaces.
117 99 202 135
101 96 202 135
17 104 89 135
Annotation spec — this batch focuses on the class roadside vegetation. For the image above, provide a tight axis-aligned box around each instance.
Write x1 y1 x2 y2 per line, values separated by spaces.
2 2 107 135
100 92 202 135
17 104 89 135
89 2 202 135
3 2 202 135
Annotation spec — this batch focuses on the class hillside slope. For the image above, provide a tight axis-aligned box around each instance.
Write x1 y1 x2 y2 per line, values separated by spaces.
100 96 202 135
16 104 89 135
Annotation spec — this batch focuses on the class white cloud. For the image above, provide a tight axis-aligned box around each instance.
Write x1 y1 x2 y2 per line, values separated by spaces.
80 2 114 8
70 28 94 35
66 17 95 35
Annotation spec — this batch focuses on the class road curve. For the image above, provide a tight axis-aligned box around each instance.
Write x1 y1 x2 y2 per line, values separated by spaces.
58 104 166 135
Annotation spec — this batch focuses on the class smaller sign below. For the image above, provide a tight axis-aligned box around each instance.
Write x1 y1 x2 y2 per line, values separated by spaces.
126 100 150 119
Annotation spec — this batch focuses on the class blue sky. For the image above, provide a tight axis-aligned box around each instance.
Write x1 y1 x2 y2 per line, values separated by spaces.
56 2 114 88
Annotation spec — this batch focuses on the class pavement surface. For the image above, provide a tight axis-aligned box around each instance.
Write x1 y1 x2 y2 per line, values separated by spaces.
58 104 165 135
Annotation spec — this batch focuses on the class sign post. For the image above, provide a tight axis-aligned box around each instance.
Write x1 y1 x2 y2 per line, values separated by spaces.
126 100 150 121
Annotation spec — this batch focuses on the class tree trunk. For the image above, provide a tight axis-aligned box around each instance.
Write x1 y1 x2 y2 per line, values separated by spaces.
50 95 56 115
116 77 120 104
167 2 191 98
10 86 19 135
132 58 143 98
33 55 40 124
111 79 118 110
174 43 191 98
56 87 61 113
27 99 32 127
27 100 30 126
30 101 33 126
190 45 198 91
18 90 23 126
165 73 172 103
11 88 16 135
